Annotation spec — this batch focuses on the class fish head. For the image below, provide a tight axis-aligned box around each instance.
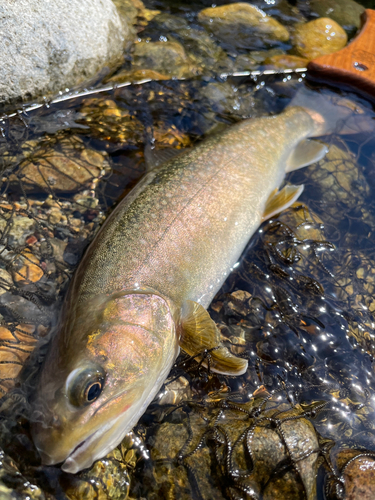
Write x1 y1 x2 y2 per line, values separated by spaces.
31 291 178 474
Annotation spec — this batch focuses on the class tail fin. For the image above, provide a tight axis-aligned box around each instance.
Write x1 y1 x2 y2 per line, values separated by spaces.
289 85 374 136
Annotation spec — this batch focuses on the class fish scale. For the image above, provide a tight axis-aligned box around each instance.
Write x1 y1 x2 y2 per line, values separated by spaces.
74 107 317 311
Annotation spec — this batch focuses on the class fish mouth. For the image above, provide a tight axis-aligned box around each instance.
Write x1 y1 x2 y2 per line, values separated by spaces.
60 410 131 474
61 428 101 473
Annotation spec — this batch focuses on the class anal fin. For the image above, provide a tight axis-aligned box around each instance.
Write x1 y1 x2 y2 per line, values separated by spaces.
263 184 304 221
179 300 248 376
286 139 328 173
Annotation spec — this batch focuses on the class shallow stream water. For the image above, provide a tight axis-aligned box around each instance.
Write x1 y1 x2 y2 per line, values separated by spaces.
1 0 375 498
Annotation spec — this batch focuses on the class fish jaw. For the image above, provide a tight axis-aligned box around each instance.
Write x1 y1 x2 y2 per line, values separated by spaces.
31 292 179 473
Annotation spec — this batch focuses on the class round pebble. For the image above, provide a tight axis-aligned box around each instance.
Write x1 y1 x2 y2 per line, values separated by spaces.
293 17 347 60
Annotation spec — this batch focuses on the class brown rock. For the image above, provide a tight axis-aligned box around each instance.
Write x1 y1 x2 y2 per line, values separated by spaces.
14 136 109 193
333 450 375 500
15 263 43 283
198 3 289 50
143 400 319 499
293 17 347 60
0 214 36 246
263 54 309 70
109 68 170 83
132 41 200 79
0 269 12 296
310 0 364 31
79 98 145 144
14 250 44 283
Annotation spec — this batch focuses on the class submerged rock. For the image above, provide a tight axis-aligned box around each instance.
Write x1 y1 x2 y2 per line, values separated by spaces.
293 17 347 60
307 142 371 228
113 0 159 28
326 449 375 500
150 13 233 74
131 40 200 79
310 0 364 33
12 136 109 193
197 3 289 51
0 0 132 105
78 98 145 145
197 81 256 119
140 399 320 499
263 54 309 69
108 68 170 83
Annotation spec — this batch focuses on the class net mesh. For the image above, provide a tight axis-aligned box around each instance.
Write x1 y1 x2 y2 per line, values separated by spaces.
0 77 374 498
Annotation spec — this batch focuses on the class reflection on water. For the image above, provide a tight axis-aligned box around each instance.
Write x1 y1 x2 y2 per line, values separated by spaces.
0 0 375 498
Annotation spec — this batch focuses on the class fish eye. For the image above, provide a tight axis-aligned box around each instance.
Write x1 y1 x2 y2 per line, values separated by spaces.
68 366 106 407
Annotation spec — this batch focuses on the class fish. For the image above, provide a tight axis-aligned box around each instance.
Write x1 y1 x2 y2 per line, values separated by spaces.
30 88 361 474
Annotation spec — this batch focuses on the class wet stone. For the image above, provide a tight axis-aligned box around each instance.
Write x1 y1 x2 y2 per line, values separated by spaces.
108 68 170 84
0 448 45 500
0 214 36 247
15 260 44 284
310 0 364 33
12 136 109 193
113 0 159 28
307 143 371 228
131 41 200 79
233 48 285 72
63 239 88 267
263 54 309 69
197 3 290 51
0 293 49 326
328 449 375 500
293 17 347 60
138 397 319 499
223 289 252 319
62 448 131 500
157 376 191 406
78 98 145 145
150 14 233 73
197 82 256 119
0 269 12 295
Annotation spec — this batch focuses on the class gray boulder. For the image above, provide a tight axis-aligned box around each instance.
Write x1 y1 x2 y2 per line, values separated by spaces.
0 0 134 105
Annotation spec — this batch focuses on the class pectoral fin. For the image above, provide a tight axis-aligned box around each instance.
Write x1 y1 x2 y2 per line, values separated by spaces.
179 300 248 376
286 139 328 172
263 184 304 221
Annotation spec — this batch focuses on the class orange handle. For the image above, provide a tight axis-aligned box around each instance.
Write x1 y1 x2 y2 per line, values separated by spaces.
308 9 375 99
